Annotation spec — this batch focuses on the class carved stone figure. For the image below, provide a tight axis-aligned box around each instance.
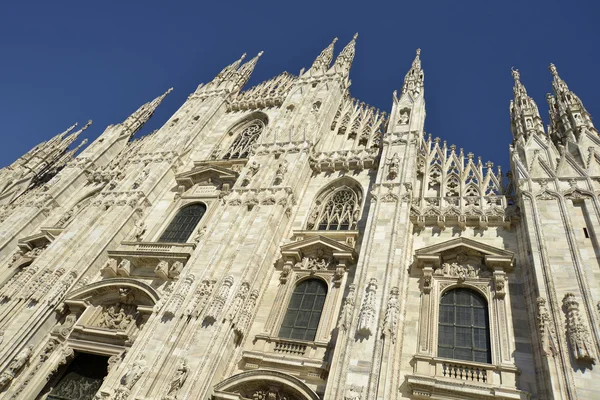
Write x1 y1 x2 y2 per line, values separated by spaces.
273 160 288 186
294 256 332 272
387 153 399 180
0 344 34 389
96 303 138 330
357 278 378 336
344 384 363 400
398 109 409 125
192 226 207 244
383 287 399 342
537 297 555 356
132 220 146 242
121 354 146 390
563 293 596 363
164 359 189 399
338 285 356 332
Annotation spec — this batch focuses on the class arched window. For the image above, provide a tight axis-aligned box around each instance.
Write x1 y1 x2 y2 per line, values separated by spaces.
158 203 206 243
307 187 360 231
438 288 491 363
279 279 327 341
223 119 265 160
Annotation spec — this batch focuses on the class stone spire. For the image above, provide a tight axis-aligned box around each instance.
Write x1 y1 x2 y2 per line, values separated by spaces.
215 53 246 84
62 120 92 148
332 33 358 76
546 63 595 145
232 51 263 92
309 37 338 73
509 67 544 142
123 87 173 135
401 49 424 97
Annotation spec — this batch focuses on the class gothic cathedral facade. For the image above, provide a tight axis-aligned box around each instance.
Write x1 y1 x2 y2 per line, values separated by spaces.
0 35 598 400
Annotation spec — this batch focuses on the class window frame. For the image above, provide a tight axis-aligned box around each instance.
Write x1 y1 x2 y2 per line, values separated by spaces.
264 267 345 346
437 287 492 364
152 200 210 244
157 202 207 243
278 278 328 342
414 262 513 367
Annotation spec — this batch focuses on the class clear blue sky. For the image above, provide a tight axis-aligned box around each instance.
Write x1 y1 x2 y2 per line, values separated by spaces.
1 0 599 174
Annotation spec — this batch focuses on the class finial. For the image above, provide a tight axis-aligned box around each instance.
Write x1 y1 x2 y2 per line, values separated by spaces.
416 48 421 56
240 53 247 61
353 33 359 40
333 37 339 44
165 87 174 95
83 120 92 129
511 67 520 82
549 63 558 77
257 51 264 57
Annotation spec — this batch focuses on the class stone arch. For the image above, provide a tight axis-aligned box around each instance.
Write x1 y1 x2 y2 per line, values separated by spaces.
66 277 160 307
213 369 320 400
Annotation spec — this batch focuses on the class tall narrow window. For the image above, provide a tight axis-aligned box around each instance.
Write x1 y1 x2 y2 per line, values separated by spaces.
308 187 360 231
438 288 491 363
279 279 327 341
223 120 265 160
158 203 206 243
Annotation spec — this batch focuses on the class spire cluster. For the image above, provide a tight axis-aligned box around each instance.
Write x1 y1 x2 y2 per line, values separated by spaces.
509 63 595 146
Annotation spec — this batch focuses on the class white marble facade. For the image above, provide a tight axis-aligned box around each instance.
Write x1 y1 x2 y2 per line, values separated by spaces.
0 36 598 399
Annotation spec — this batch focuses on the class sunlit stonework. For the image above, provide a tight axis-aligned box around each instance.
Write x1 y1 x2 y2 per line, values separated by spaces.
0 35 599 400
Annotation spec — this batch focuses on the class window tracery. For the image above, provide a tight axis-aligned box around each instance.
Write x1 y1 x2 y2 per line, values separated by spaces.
222 119 265 160
158 203 207 243
307 185 361 231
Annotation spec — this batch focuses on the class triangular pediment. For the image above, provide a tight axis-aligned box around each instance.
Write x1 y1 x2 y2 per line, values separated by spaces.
414 237 513 271
175 165 239 191
281 235 356 263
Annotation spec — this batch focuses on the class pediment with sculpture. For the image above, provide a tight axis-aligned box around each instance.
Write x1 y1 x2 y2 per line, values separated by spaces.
278 235 356 285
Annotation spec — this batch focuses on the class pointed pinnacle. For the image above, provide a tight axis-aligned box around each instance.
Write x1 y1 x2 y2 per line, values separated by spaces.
549 63 558 77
